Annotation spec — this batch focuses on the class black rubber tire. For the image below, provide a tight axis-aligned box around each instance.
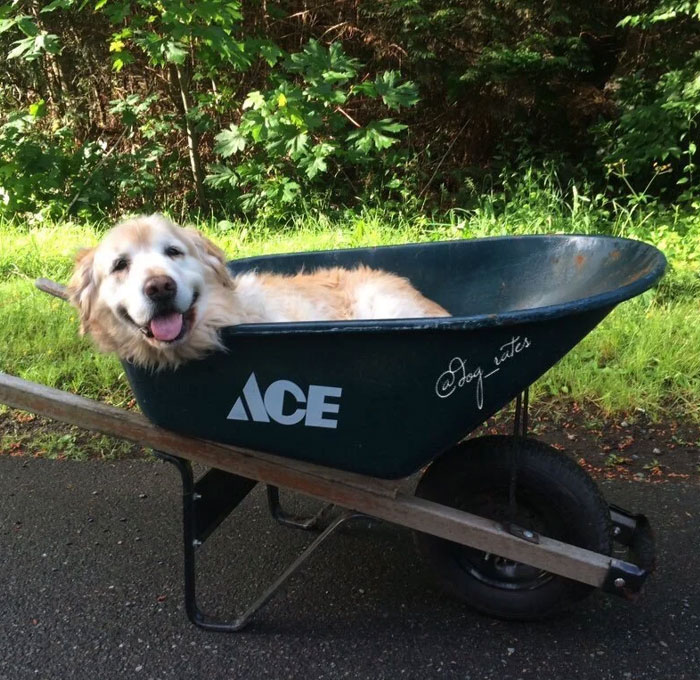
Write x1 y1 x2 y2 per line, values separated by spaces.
414 435 612 620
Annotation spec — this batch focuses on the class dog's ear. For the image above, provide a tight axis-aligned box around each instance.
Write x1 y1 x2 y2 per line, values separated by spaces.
67 247 97 334
184 228 233 288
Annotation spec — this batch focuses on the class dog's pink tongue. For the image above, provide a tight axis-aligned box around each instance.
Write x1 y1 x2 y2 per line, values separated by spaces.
149 313 183 341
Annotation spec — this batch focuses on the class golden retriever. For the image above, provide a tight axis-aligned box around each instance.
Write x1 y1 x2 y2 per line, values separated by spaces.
68 214 449 369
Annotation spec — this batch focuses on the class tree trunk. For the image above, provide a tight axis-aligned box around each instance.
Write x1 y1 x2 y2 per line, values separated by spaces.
30 1 69 115
171 63 207 210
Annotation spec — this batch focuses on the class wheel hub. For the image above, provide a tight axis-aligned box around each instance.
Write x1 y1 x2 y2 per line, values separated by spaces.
451 490 556 591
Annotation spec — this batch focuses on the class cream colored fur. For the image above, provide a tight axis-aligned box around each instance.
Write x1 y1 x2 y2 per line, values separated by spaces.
68 214 449 370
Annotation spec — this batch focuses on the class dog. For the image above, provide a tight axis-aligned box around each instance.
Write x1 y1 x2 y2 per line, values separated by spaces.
68 214 449 369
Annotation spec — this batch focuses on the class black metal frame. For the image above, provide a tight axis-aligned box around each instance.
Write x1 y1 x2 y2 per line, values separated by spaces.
155 451 362 632
603 505 656 598
266 485 332 530
503 389 532 539
154 390 654 632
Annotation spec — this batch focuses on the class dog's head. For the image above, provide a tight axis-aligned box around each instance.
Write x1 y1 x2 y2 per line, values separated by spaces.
69 214 233 369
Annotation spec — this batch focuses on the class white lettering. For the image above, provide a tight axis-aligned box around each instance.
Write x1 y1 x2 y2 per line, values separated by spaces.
227 374 342 428
241 372 269 422
305 385 343 429
264 379 306 425
435 336 532 408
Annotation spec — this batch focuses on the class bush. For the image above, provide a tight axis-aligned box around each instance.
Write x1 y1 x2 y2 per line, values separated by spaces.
206 40 418 217
0 1 699 219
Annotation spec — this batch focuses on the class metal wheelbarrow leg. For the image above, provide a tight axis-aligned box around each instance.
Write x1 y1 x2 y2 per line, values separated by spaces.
156 451 363 632
266 485 332 530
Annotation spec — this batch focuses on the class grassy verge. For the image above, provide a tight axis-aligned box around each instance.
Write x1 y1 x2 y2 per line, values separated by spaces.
0 196 698 459
535 297 699 418
0 408 141 461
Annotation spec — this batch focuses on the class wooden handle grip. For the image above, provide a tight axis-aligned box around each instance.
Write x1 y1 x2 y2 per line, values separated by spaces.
35 278 69 301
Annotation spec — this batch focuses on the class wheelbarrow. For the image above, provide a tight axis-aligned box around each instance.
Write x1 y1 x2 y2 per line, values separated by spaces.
0 233 665 630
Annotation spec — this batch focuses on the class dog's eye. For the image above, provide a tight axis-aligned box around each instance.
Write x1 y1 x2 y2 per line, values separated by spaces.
111 257 129 273
165 246 184 258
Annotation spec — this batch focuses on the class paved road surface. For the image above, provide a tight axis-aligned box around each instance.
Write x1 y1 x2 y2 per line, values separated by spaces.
1 457 699 680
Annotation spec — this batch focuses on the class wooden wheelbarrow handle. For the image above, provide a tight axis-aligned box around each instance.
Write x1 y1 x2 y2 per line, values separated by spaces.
35 278 69 301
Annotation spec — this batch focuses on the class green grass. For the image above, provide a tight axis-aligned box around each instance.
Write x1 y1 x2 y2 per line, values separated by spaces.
1 193 699 441
535 297 700 418
0 407 142 460
0 281 130 406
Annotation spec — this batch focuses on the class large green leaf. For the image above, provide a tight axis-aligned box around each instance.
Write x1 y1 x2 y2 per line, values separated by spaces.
7 37 35 60
373 71 420 110
346 119 407 153
16 17 39 37
286 132 309 157
204 164 239 188
163 40 187 64
243 91 266 110
214 124 247 157
41 0 75 13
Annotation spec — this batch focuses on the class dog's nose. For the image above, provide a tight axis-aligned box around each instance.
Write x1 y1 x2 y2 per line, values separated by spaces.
144 275 177 302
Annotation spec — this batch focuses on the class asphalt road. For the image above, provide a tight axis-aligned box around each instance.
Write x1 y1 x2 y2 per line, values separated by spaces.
1 457 699 680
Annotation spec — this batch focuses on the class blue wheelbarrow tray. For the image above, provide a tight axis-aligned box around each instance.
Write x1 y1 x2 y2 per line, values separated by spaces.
124 234 667 480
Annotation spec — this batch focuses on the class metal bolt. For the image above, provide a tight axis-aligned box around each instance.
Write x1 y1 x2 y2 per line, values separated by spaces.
192 539 203 548
614 577 626 588
613 526 622 536
523 530 534 539
192 492 202 501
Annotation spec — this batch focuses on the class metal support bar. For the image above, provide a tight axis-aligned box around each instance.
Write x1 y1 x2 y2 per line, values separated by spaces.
505 388 531 539
610 505 649 547
266 485 332 530
608 503 655 597
157 452 364 632
513 389 530 439
192 468 258 543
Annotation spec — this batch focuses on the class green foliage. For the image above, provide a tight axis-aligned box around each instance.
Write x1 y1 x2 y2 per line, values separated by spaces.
206 40 418 216
0 105 92 218
594 2 700 199
1 1 700 217
100 0 254 71
0 7 62 61
460 37 591 85
0 93 181 220
0 2 423 218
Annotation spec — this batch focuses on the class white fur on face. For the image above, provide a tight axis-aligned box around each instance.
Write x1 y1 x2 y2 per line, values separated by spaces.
69 214 241 370
93 216 204 328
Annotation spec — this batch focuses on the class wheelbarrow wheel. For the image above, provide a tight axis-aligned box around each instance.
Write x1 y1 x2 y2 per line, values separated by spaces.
414 435 612 620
